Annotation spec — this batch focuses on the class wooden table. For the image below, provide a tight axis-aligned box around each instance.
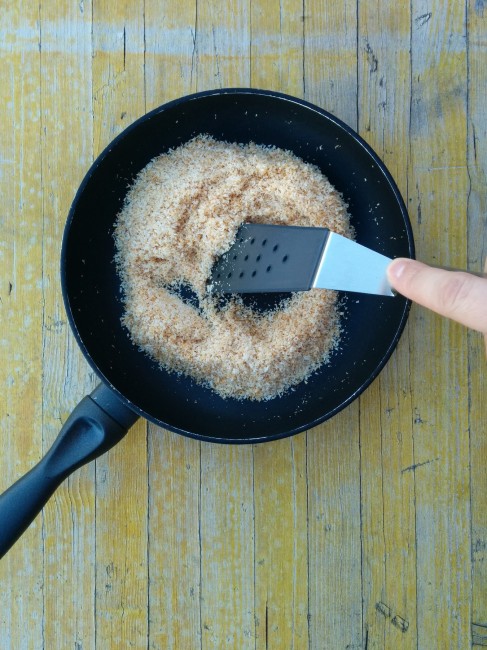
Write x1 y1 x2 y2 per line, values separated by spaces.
1 1 485 648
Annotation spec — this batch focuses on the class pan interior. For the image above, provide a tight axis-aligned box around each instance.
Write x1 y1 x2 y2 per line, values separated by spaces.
63 90 413 443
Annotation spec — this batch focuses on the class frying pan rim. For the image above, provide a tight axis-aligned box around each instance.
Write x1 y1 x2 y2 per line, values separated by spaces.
61 87 415 444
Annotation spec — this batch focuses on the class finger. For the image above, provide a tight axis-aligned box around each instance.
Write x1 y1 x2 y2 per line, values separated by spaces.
387 258 487 334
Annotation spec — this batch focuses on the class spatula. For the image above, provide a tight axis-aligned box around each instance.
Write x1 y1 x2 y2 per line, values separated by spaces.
209 223 395 297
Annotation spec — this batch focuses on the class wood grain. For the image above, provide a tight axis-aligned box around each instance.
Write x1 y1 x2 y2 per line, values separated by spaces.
0 1 485 649
409 1 472 647
303 3 363 649
91 2 149 648
39 3 98 647
0 3 44 648
467 0 487 640
250 5 309 649
358 2 417 648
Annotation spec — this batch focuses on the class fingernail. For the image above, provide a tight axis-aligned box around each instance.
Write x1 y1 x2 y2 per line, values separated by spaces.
387 258 410 281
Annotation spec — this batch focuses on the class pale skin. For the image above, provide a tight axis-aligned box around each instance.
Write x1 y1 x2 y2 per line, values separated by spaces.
387 258 487 355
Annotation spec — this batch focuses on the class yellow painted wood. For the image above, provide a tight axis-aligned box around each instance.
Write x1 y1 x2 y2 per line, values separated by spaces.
307 410 363 648
303 3 364 648
250 0 304 95
0 3 44 648
143 2 202 647
147 429 202 648
303 0 358 127
409 1 472 648
358 3 417 648
249 4 309 649
199 445 255 649
144 0 197 111
37 2 99 647
0 1 484 649
90 1 149 648
189 5 256 650
194 0 250 91
253 436 309 649
467 0 487 637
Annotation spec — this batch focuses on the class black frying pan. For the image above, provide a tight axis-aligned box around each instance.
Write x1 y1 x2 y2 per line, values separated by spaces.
0 89 414 558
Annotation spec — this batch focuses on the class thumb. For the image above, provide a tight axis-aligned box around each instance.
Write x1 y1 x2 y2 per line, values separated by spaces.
387 258 487 336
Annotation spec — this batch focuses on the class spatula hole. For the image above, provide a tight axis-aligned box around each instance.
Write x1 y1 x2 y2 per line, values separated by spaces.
262 239 267 246
256 254 261 262
273 244 278 252
266 265 271 273
239 271 244 278
252 270 257 277
282 254 288 263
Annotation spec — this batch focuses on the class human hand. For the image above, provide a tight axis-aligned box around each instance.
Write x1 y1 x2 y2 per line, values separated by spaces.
387 258 487 354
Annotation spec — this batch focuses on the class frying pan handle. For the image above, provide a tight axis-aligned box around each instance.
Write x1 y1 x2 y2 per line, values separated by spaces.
0 384 139 559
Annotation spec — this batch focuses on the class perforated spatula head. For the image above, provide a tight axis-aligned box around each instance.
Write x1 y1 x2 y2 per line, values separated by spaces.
209 223 395 297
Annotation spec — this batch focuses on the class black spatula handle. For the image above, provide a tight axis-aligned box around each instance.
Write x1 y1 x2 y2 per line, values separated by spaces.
0 384 138 559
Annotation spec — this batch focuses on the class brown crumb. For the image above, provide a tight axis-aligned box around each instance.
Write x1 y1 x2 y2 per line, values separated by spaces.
114 136 353 400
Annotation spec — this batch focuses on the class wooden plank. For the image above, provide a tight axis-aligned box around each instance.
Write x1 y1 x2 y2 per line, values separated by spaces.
91 1 149 647
144 0 197 110
250 0 304 94
36 3 98 648
357 2 417 648
143 2 202 648
191 4 255 649
194 0 250 91
409 1 471 647
253 436 309 649
303 0 358 127
147 430 202 649
307 411 363 648
0 3 44 648
249 3 309 649
199 444 255 649
466 0 487 636
359 362 416 649
92 0 146 152
303 3 364 648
